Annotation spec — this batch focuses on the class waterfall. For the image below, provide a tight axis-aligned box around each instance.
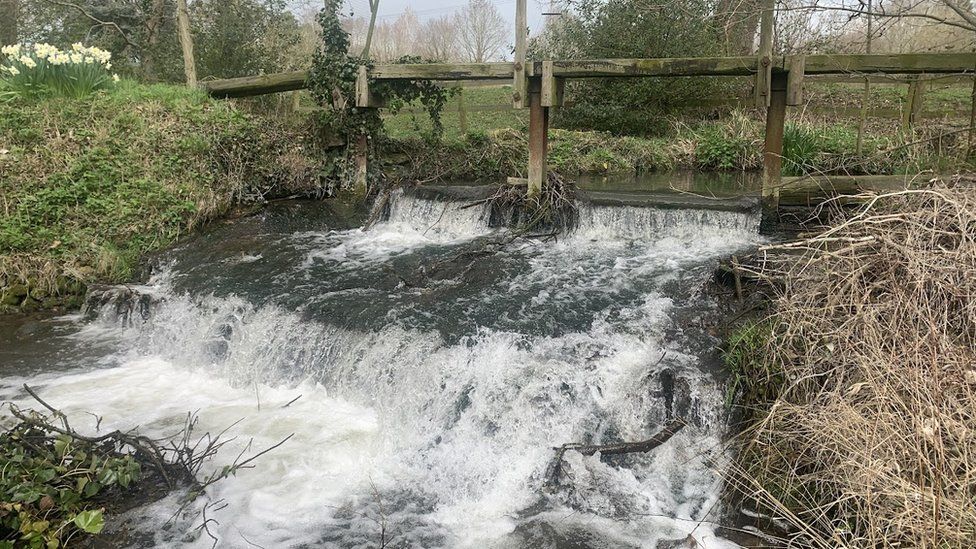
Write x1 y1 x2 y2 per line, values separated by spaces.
2 191 762 548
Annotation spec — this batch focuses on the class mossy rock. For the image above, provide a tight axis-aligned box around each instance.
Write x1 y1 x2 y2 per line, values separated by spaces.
19 297 42 313
1 284 28 306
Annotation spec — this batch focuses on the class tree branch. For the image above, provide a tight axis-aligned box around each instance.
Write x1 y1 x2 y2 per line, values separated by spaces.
38 0 141 49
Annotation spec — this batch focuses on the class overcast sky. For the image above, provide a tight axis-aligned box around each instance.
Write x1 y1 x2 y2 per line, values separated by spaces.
293 0 549 37
365 0 546 29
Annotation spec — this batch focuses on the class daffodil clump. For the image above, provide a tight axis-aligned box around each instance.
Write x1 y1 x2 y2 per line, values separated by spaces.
0 43 120 100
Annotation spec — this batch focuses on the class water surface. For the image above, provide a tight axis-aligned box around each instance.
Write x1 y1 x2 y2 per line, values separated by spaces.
0 190 761 548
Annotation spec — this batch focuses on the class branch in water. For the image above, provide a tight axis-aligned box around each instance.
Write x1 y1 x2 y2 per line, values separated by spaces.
545 418 686 487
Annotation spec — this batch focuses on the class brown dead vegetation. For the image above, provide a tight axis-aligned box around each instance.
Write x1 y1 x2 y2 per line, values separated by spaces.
730 177 976 548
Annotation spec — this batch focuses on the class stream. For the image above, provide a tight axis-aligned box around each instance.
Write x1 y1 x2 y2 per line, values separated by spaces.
0 186 762 548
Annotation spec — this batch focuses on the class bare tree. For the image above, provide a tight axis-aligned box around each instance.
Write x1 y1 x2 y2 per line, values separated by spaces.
343 15 369 54
715 0 763 54
419 15 458 61
454 0 509 62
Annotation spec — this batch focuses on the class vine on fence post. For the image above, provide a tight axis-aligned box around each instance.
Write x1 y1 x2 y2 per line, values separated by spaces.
307 1 455 194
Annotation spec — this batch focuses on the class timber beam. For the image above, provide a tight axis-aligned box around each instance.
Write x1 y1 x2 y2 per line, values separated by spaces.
526 77 549 196
203 71 307 98
802 53 976 75
372 62 517 80
201 54 976 97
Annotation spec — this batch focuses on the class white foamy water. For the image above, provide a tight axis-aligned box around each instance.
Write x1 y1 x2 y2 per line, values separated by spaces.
1 193 762 548
298 191 492 268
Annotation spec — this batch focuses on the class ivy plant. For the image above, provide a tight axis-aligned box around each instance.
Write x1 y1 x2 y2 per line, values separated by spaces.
306 0 455 190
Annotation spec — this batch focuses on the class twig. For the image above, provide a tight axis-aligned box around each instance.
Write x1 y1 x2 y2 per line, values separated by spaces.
38 0 141 49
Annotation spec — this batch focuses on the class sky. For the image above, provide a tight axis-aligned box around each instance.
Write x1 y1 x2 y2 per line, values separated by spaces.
290 0 549 36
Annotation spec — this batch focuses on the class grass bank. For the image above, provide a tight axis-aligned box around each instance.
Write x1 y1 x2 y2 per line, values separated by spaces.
0 82 324 314
723 178 976 547
380 84 972 182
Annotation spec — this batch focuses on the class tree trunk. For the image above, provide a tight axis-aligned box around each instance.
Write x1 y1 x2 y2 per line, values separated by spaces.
717 0 761 54
142 0 167 81
0 0 19 46
361 0 379 59
176 0 197 86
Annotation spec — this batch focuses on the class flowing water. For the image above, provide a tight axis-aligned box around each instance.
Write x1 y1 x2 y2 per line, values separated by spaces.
0 189 762 548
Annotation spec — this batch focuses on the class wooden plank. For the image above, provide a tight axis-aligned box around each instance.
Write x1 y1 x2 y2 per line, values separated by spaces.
514 0 528 109
786 55 805 106
803 53 976 75
778 175 915 206
807 73 974 84
755 0 774 108
761 72 788 230
547 57 764 78
371 62 515 80
203 70 307 97
201 54 976 98
541 60 565 107
527 77 549 196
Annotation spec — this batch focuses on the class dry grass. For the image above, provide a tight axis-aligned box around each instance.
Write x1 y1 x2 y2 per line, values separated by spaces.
731 177 976 548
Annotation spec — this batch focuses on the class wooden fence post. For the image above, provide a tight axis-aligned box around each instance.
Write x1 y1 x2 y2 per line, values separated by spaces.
527 77 549 197
354 133 369 196
856 77 870 155
755 0 774 108
786 56 805 106
761 72 788 229
541 60 565 107
968 75 976 157
513 0 528 109
902 76 925 132
457 89 469 134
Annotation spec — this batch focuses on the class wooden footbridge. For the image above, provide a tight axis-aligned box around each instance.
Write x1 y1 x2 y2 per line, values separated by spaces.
201 1 976 226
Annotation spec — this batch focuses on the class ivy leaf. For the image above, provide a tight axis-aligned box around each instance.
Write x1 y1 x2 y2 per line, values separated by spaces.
83 480 101 498
53 437 69 458
73 509 104 534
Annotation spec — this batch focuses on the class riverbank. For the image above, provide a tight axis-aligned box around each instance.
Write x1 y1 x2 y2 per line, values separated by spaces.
381 113 968 184
720 175 976 547
0 82 327 314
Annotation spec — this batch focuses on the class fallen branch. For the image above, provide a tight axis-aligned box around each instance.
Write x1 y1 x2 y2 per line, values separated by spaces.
545 418 686 487
560 418 686 457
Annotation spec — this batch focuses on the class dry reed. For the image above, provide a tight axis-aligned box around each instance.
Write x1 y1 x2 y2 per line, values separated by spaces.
731 177 976 548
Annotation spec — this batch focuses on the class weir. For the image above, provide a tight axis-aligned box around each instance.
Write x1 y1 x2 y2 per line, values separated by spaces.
1 190 767 546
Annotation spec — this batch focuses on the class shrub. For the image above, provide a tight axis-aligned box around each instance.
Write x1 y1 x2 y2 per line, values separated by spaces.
782 124 820 176
695 127 753 170
0 43 119 100
733 181 976 547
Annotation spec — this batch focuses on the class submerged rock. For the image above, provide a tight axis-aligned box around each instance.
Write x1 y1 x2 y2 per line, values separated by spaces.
83 284 161 324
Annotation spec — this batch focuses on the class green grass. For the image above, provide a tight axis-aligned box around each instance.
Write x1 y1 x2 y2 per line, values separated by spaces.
0 81 318 312
808 81 972 117
382 85 526 142
379 80 972 182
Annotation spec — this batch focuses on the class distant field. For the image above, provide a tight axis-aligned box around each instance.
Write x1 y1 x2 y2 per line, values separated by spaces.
377 79 973 141
382 85 526 141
